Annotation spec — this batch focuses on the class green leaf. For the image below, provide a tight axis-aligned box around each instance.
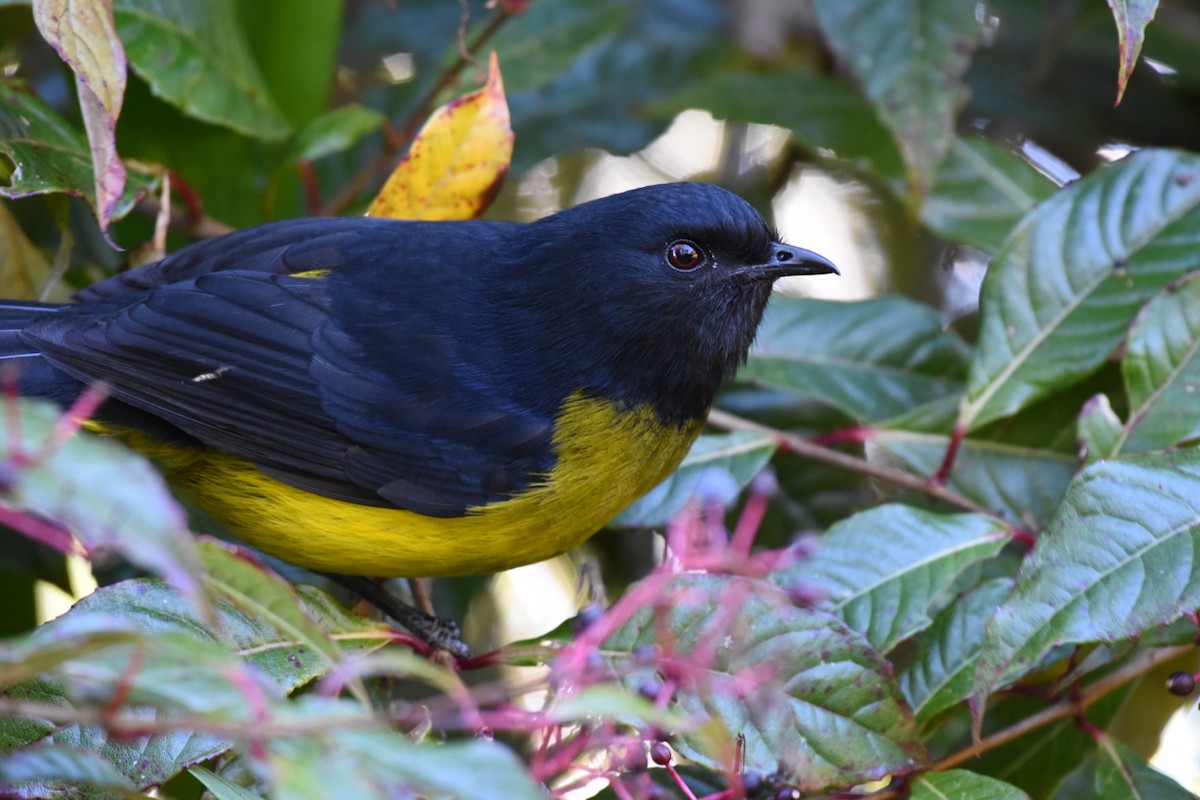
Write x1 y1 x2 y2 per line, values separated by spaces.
973 452 1200 713
1078 394 1124 464
900 578 1014 725
265 699 545 800
866 429 1077 528
547 685 685 730
69 576 391 693
742 296 969 423
653 66 904 181
612 431 775 527
189 766 266 800
962 149 1200 430
811 0 980 200
291 104 385 162
911 770 1031 800
0 81 157 221
1108 1 1160 105
923 136 1057 255
0 399 207 612
1095 735 1195 799
773 505 1010 653
1119 273 1200 453
0 744 134 791
198 541 344 675
113 0 291 141
605 574 926 792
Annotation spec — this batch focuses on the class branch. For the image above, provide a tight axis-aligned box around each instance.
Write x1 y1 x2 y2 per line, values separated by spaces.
706 409 994 516
935 644 1194 770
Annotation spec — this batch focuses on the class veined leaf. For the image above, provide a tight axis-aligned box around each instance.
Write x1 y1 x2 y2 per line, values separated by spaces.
912 770 1031 800
1108 1 1160 105
743 296 969 423
900 578 1014 725
605 574 926 792
963 149 1200 430
773 505 1010 653
1118 273 1200 453
973 452 1200 718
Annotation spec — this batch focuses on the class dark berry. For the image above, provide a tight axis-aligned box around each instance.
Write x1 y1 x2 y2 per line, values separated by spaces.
649 741 672 766
772 787 800 800
1166 671 1196 696
572 603 604 635
741 771 765 798
633 644 661 665
637 676 665 701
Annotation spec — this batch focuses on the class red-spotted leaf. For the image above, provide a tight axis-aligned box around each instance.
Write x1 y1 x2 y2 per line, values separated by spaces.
33 0 127 232
1108 1 1160 105
367 51 512 221
605 574 926 792
972 452 1200 722
962 149 1200 431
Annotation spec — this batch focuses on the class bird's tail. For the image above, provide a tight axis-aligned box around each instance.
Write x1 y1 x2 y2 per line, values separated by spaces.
0 300 80 404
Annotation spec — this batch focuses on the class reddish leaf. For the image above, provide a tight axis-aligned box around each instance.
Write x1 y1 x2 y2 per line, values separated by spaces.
1108 0 1159 105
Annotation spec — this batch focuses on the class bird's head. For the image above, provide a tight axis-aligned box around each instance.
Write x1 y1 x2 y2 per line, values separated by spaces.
517 182 837 423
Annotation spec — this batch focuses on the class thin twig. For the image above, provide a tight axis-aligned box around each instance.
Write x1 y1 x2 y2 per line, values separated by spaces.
935 644 1193 770
706 409 994 516
320 9 512 216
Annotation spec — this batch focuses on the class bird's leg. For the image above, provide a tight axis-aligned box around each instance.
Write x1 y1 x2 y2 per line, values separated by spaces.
325 574 470 659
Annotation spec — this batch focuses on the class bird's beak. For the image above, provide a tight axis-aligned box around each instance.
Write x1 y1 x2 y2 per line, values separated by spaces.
736 243 839 281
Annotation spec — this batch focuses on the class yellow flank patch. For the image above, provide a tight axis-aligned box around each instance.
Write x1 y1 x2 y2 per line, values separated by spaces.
290 269 331 279
89 393 703 577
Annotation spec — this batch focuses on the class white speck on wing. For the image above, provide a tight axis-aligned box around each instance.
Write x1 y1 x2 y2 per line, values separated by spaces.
191 366 231 383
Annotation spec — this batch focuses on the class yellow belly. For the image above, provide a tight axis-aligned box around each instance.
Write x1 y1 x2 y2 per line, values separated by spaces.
97 392 702 576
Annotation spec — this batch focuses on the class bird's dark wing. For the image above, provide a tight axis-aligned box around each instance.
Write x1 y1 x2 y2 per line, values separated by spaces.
26 267 555 517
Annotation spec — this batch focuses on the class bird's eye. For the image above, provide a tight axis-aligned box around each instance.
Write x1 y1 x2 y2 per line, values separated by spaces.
666 240 704 271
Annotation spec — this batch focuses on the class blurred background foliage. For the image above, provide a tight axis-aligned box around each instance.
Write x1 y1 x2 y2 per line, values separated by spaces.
3 0 1200 796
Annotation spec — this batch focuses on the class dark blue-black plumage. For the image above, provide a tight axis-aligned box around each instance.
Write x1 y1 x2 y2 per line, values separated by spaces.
1 183 835 517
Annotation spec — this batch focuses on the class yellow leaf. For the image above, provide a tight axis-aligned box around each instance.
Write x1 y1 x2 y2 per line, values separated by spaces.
367 51 513 221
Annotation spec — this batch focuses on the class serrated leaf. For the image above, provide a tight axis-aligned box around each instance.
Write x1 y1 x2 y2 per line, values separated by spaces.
113 0 290 140
866 429 1077 528
973 453 1200 716
1079 394 1124 464
0 744 134 792
900 578 1014 725
912 770 1032 800
962 150 1200 430
0 81 157 221
605 574 926 792
1119 273 1200 453
1095 735 1195 799
774 506 1010 653
189 766 266 800
743 296 969 423
291 104 384 162
1108 1 1160 105
923 136 1057 254
812 0 980 201
0 399 206 612
33 0 127 232
367 51 511 221
612 431 775 527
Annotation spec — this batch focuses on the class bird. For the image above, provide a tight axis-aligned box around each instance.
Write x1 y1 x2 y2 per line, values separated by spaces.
0 182 835 647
